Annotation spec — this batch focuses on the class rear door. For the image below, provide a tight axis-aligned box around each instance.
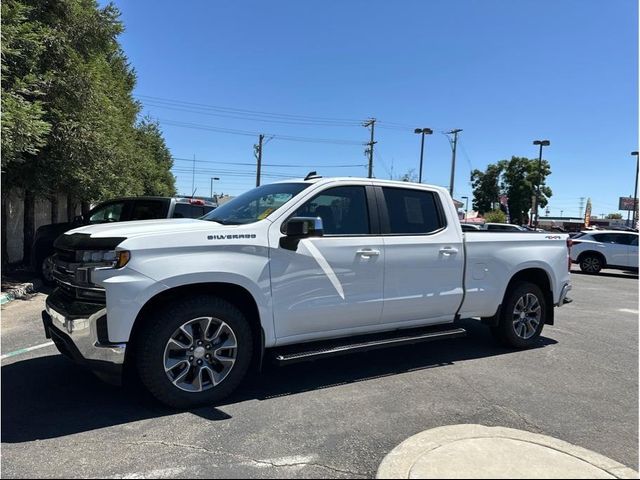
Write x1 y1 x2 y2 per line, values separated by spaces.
378 186 464 325
610 233 639 268
592 233 628 266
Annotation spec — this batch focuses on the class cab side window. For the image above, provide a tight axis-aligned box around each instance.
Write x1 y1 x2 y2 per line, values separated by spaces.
382 187 444 234
292 186 370 235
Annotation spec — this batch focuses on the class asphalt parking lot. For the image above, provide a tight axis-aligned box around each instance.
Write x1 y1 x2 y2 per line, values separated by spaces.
2 267 638 479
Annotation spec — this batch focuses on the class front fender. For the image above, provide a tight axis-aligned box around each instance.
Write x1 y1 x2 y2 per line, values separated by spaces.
101 245 274 345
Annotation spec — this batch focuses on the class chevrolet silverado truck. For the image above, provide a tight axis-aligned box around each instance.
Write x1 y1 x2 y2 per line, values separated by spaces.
42 175 573 408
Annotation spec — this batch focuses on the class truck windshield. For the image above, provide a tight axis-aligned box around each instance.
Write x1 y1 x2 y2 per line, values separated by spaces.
202 183 310 225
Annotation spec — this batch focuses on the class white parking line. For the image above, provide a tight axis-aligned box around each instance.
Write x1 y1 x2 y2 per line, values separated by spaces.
1 341 55 361
617 309 639 315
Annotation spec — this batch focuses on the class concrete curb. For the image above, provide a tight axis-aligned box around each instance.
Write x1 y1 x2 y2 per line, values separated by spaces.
0 279 42 305
377 424 638 479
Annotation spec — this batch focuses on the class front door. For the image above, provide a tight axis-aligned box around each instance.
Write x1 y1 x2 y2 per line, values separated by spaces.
269 184 385 341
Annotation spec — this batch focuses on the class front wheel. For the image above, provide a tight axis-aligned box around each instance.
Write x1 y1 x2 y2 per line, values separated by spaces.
38 254 56 285
491 282 546 348
136 296 253 409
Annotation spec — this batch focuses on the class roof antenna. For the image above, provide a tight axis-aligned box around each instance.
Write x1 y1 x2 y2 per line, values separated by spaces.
304 171 321 180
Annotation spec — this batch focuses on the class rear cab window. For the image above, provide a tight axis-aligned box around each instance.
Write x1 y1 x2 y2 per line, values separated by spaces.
130 200 169 221
381 187 445 235
173 203 208 218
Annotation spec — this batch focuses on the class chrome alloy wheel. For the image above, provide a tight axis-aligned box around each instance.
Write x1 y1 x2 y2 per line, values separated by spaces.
512 293 542 340
163 317 238 392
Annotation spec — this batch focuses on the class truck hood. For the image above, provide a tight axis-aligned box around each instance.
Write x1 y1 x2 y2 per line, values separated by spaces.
67 218 228 239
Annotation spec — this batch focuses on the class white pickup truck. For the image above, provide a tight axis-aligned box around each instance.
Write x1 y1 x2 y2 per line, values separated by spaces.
43 175 573 408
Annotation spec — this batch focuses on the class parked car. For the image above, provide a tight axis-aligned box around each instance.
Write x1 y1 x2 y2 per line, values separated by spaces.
32 196 216 283
481 223 529 232
570 230 639 274
460 223 481 231
43 176 572 408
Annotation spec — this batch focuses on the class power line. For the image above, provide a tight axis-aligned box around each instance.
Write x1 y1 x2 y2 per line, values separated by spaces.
137 94 365 125
137 94 435 133
171 157 366 168
158 118 365 145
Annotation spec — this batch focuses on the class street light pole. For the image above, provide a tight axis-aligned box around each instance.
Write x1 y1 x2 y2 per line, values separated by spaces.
632 151 639 226
532 140 550 228
210 177 220 198
461 196 469 221
414 128 433 183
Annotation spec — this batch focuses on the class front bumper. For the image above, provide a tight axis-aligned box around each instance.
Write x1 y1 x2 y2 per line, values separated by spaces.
43 288 126 385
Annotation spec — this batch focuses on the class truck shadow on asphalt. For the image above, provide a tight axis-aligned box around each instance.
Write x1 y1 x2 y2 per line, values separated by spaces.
1 319 557 443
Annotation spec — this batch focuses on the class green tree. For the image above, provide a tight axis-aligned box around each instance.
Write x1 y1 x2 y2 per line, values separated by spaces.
1 0 176 263
470 163 502 214
501 156 552 225
471 156 552 225
133 118 176 197
484 209 507 223
606 213 623 219
395 169 419 182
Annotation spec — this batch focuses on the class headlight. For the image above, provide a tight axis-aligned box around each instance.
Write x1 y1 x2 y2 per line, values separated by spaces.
80 250 117 263
115 250 131 268
79 250 129 268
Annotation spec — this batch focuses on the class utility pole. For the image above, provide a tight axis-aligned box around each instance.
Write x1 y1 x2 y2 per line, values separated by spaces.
579 197 585 218
363 118 377 178
445 129 462 197
191 154 196 196
254 134 264 187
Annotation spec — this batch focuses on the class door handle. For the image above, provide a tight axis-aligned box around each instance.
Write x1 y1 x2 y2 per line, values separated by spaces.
439 247 459 255
357 249 380 257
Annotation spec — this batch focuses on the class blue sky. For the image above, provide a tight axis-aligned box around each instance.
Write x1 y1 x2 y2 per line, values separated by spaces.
106 0 637 218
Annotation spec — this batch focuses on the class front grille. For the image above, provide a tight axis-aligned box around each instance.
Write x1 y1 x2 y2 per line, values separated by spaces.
55 247 77 263
52 252 106 305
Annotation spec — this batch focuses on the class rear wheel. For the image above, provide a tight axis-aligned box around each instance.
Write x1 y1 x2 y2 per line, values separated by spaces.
136 296 253 409
579 253 603 274
492 282 546 348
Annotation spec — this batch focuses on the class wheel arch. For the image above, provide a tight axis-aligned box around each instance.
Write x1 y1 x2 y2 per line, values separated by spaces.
125 282 265 376
577 250 606 267
483 267 555 327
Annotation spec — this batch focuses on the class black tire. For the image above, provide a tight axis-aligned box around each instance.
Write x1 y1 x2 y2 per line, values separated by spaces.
579 253 604 274
136 296 253 409
36 252 55 285
491 281 546 349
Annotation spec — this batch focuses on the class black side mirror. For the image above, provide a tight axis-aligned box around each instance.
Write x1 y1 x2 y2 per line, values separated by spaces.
73 215 84 225
281 217 324 250
284 217 324 237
